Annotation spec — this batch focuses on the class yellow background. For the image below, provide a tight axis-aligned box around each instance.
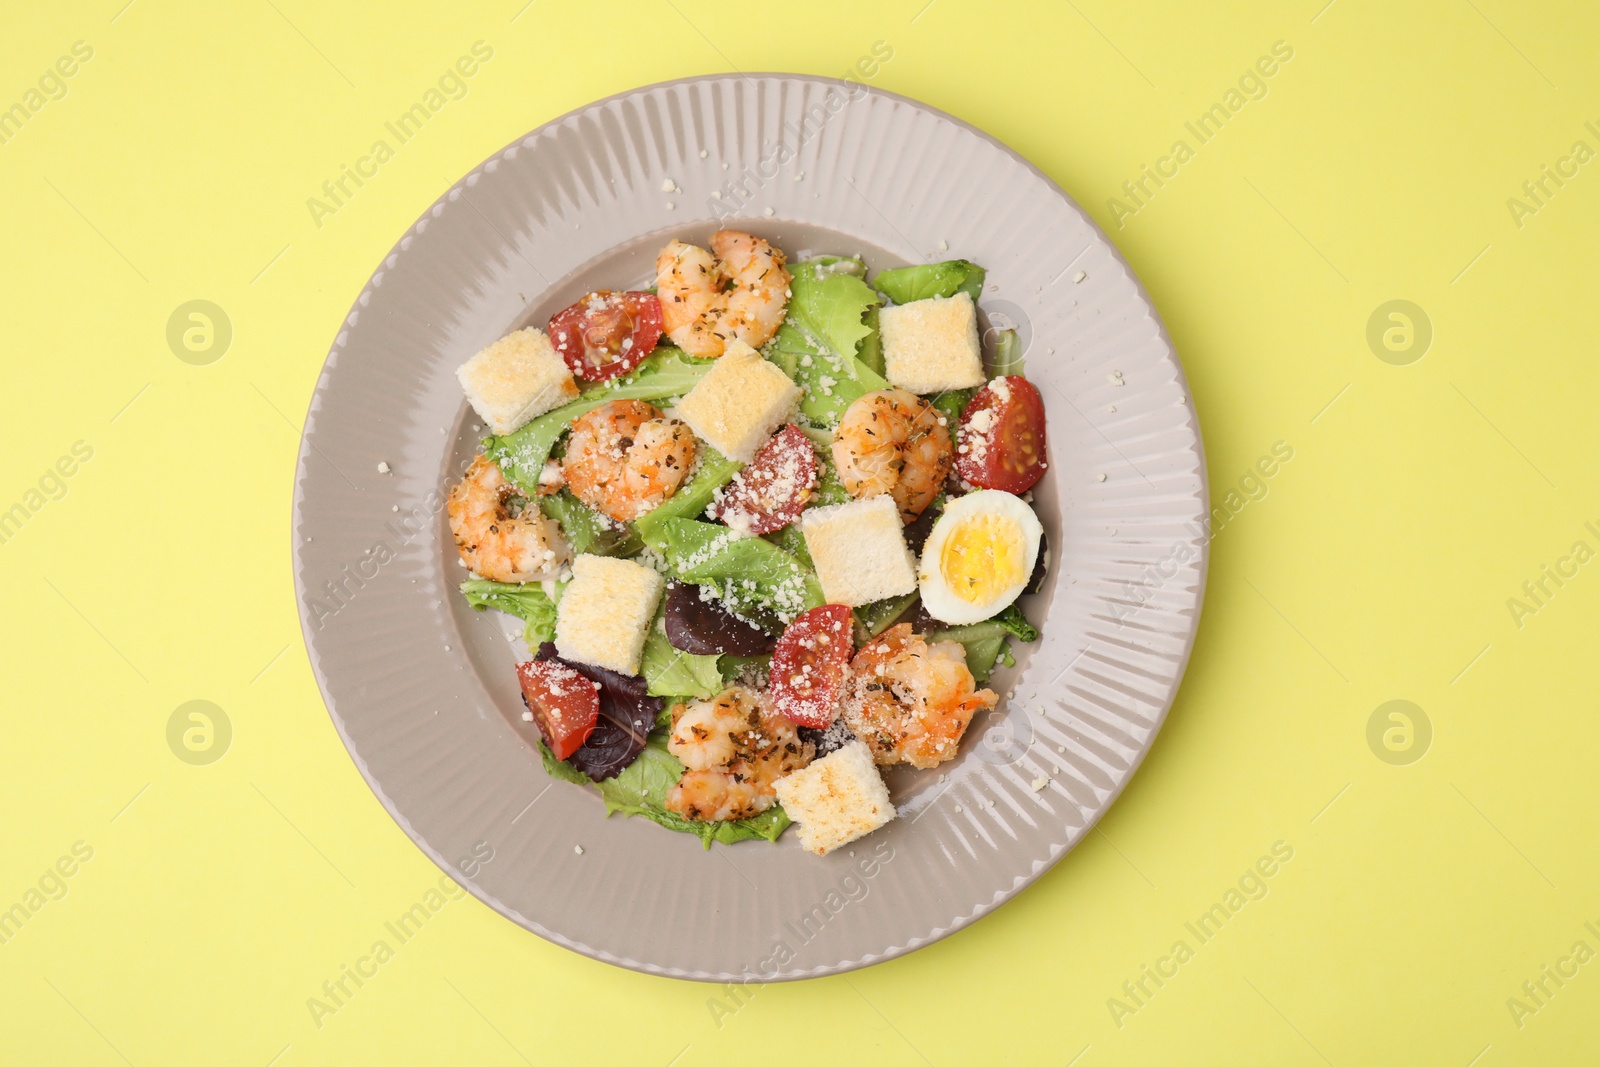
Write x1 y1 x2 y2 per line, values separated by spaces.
2 0 1597 1063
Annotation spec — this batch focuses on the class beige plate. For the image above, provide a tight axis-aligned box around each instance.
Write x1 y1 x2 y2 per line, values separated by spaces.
292 74 1208 981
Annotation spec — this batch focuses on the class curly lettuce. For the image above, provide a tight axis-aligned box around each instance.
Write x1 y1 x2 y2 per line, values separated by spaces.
786 257 882 361
486 347 714 493
538 490 641 557
870 259 986 304
645 517 824 631
459 578 562 646
634 447 742 544
926 603 1039 683
766 258 888 427
539 736 792 847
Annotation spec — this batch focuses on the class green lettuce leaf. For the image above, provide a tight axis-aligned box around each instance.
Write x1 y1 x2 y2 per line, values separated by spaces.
537 741 594 786
763 258 888 428
634 447 742 544
719 654 770 685
853 592 917 642
857 305 884 376
795 254 865 278
485 347 714 492
926 623 1008 683
763 523 813 570
924 603 1037 683
458 578 562 645
766 322 888 428
870 259 986 304
786 258 883 361
991 602 1039 642
538 490 641 557
538 736 792 847
646 517 824 630
639 615 724 700
990 327 1024 378
808 449 855 507
930 387 975 430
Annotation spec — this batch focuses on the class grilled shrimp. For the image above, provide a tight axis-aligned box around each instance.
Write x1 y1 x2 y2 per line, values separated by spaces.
832 388 954 523
665 685 814 822
560 399 697 523
655 230 791 358
447 454 570 583
840 624 996 769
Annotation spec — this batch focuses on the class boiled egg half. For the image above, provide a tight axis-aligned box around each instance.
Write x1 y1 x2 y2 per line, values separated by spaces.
917 490 1043 624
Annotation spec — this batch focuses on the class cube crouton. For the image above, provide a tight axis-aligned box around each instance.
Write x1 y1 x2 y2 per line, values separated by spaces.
456 328 578 435
554 555 664 675
774 741 896 856
879 291 984 394
800 495 917 607
674 339 802 461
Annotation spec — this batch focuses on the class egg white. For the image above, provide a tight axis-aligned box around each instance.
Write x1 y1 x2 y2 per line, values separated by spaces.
917 490 1043 625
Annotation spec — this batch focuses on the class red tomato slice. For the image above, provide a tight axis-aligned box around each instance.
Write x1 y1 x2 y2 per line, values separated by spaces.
548 290 663 381
516 659 600 760
954 376 1048 493
710 424 818 534
769 604 853 728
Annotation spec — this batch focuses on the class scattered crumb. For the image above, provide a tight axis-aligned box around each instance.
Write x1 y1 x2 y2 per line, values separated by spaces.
392 504 399 512
938 239 949 251
521 710 533 721
443 644 451 652
1058 745 1066 753
954 804 963 813
573 845 584 855
661 178 676 193
665 202 675 210
722 162 729 170
1031 776 1050 792
1073 271 1087 283
376 461 391 474
1096 473 1107 482
795 171 805 181
1108 405 1116 413
764 206 774 216
711 190 722 200
699 149 708 158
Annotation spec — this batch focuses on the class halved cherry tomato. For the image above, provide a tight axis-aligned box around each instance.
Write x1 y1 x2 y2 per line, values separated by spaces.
516 659 600 760
548 290 663 381
769 604 853 728
710 424 818 534
954 375 1048 493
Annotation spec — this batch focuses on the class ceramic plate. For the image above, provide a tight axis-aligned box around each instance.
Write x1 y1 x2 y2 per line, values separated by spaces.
292 73 1207 981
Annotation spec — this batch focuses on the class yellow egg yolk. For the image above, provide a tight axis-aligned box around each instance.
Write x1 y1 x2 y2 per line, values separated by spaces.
939 513 1027 604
